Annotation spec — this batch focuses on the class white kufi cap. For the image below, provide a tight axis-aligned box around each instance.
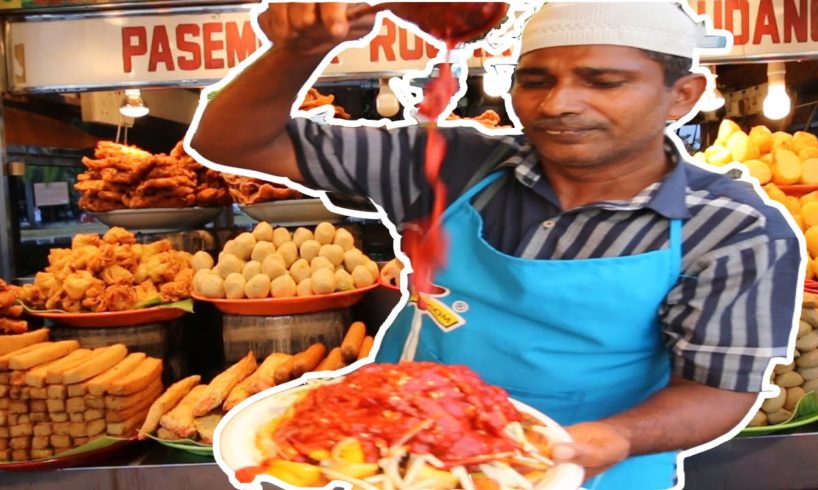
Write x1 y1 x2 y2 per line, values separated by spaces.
521 2 726 59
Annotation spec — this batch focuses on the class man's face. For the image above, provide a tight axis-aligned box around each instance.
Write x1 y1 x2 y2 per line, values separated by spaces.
511 45 680 169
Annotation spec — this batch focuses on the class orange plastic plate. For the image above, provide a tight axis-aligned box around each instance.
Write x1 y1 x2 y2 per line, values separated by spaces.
26 307 189 328
192 284 378 316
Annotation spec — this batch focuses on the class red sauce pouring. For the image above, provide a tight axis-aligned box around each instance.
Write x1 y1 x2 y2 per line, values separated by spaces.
386 3 509 302
270 362 522 465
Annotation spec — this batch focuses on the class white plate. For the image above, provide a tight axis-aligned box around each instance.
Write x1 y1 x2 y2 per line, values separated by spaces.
240 199 343 226
91 207 224 230
215 378 585 490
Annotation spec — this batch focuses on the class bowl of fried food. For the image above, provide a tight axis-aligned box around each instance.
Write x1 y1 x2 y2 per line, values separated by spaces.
192 221 379 315
18 227 195 327
77 141 231 230
216 362 585 490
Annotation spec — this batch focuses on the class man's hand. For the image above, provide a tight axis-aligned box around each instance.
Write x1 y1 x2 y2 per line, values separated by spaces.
257 3 377 56
553 421 631 479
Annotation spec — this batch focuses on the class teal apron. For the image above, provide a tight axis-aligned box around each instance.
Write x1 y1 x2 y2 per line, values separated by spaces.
376 170 681 489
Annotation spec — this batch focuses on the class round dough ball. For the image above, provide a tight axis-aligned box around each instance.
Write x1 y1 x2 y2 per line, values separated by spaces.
233 232 257 261
272 228 292 248
251 241 277 263
297 278 314 297
314 222 336 245
271 274 297 298
252 222 274 242
310 256 335 275
334 269 355 291
333 228 355 251
224 273 247 300
193 268 217 294
191 251 214 272
319 244 345 268
311 268 336 295
262 254 288 280
292 227 314 248
351 265 375 288
222 239 238 257
216 253 246 279
343 248 367 273
277 242 299 268
299 240 322 263
365 259 380 280
243 260 263 281
199 273 225 299
289 258 311 284
245 274 272 299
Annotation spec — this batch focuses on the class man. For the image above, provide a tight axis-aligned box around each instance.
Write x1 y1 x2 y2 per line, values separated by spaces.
190 2 801 488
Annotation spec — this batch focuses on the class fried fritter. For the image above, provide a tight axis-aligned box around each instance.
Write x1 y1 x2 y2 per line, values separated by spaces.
103 227 136 245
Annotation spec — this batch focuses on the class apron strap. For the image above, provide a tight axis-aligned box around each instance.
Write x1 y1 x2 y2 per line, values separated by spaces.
473 172 511 212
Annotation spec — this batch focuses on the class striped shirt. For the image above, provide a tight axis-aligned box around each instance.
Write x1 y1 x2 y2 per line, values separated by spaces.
288 118 802 392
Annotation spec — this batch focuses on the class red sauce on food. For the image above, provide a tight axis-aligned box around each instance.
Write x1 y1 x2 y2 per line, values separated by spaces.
235 465 266 483
271 362 522 465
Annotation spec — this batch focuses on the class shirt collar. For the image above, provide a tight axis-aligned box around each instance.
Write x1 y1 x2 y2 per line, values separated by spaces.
506 138 691 219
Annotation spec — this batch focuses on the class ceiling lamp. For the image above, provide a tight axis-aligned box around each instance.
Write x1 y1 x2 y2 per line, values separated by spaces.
119 89 149 118
699 66 725 113
763 62 791 120
376 79 400 118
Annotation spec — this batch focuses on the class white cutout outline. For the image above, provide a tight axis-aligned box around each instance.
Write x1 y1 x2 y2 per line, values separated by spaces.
179 2 807 489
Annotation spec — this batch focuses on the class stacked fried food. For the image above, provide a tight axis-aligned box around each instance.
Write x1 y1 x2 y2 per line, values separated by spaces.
169 141 232 208
221 174 302 205
76 141 232 211
140 326 373 444
76 140 300 210
18 227 193 313
0 333 163 462
300 87 352 119
446 109 509 128
0 280 27 334
76 142 152 212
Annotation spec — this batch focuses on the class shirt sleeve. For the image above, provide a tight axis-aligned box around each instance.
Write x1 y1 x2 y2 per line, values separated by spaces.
660 236 802 392
286 117 517 225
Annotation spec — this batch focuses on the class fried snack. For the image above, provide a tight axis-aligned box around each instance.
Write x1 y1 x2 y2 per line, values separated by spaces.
222 375 255 412
96 284 137 312
104 377 163 410
316 347 345 372
194 413 222 444
8 341 79 371
27 348 92 388
60 344 128 385
84 353 147 396
0 342 50 370
106 389 159 423
156 427 182 441
107 407 150 437
292 343 327 378
138 375 201 439
192 352 257 417
248 353 292 394
160 384 208 439
274 356 297 385
0 329 49 356
107 357 162 396
358 336 375 360
340 322 367 363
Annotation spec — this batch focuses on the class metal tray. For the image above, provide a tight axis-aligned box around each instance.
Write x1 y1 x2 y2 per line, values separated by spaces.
239 199 343 226
91 208 224 230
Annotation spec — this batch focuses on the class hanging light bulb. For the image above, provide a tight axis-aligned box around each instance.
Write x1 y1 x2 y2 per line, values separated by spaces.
699 66 725 113
119 89 149 118
763 62 791 120
376 79 400 118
